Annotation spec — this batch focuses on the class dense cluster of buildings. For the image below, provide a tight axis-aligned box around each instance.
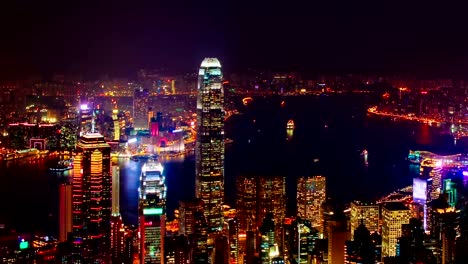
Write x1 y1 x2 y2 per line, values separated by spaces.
1 59 468 264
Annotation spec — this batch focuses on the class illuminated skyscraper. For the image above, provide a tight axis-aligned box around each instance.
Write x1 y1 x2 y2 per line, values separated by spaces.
236 176 257 231
59 182 72 242
179 199 204 236
381 203 412 259
237 176 286 247
350 201 379 237
72 133 112 263
297 176 326 234
112 108 120 141
133 88 149 129
139 160 166 264
195 58 225 232
111 164 125 263
193 211 209 263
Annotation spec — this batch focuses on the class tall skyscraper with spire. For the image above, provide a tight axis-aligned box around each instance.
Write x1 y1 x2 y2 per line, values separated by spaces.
195 58 225 232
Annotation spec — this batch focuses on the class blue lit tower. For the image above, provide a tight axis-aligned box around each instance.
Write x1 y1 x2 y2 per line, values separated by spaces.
139 160 166 264
195 58 225 232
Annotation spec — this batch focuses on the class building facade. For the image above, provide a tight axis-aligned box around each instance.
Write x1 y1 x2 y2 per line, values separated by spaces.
72 133 112 263
297 176 326 233
381 203 412 259
350 201 380 237
139 160 166 264
195 58 225 232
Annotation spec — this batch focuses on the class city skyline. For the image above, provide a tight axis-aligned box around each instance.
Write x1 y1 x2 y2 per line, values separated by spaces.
0 9 467 260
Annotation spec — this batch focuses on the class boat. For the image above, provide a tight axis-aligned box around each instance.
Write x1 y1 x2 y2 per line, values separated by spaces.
224 138 234 145
50 159 73 172
361 149 368 156
287 119 295 130
407 150 421 164
131 154 158 161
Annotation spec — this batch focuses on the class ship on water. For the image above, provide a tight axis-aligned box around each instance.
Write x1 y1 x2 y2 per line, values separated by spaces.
287 119 295 130
49 159 73 172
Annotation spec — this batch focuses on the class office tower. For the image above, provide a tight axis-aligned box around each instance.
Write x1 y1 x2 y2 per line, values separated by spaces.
165 235 191 264
78 103 94 137
260 213 277 264
350 201 379 237
244 230 256 264
72 133 111 262
111 164 125 263
397 218 425 263
123 229 135 264
59 183 72 242
443 179 457 207
381 203 412 259
431 195 458 264
139 160 166 264
236 176 286 242
236 176 257 231
327 217 348 264
148 107 154 129
112 108 120 141
291 219 317 264
344 224 375 264
193 211 209 263
133 87 149 129
112 165 120 217
179 199 204 236
297 176 326 233
195 57 225 232
225 219 240 264
214 235 230 264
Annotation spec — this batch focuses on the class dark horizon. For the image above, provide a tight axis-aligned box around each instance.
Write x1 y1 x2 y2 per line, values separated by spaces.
1 1 468 79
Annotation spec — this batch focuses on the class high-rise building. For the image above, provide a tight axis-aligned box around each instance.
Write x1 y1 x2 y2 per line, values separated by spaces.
214 235 230 264
59 183 72 242
431 195 458 264
72 133 112 263
236 175 286 245
111 164 125 263
236 176 257 231
344 224 375 264
139 160 166 264
381 203 412 259
195 58 225 232
225 219 240 264
112 108 120 141
260 213 278 264
328 217 348 264
297 176 326 233
165 235 191 264
179 199 204 236
193 211 209 263
78 103 94 137
133 88 149 129
350 201 379 237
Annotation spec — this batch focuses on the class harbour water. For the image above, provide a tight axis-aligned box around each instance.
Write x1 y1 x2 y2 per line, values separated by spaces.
0 94 466 233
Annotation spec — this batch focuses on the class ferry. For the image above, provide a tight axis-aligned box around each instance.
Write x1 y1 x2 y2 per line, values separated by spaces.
407 150 421 164
224 138 234 145
131 154 158 161
287 119 295 130
50 159 73 172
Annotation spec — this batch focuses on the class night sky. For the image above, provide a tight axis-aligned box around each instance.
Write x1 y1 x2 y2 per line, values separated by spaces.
1 1 468 78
